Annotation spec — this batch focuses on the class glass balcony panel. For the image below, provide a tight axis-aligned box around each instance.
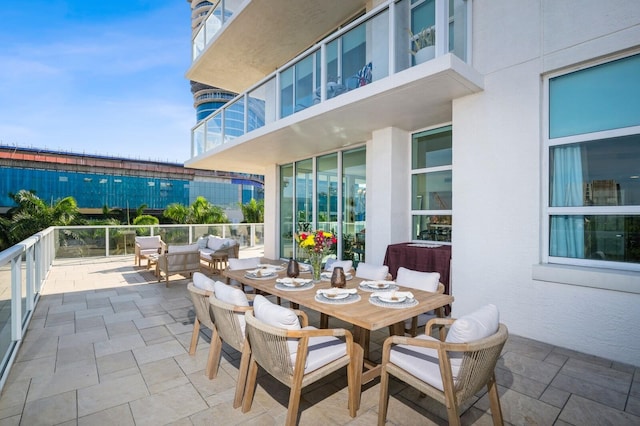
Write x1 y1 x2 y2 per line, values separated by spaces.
206 112 223 150
193 122 205 156
0 263 12 358
248 78 275 132
450 0 468 61
205 7 222 44
223 0 244 17
224 98 245 142
193 26 205 61
280 66 294 118
295 53 317 112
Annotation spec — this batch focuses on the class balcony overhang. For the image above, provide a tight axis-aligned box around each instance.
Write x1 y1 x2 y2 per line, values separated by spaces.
186 54 484 175
186 0 366 93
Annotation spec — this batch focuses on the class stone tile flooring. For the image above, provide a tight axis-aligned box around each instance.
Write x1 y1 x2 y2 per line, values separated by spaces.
0 256 638 425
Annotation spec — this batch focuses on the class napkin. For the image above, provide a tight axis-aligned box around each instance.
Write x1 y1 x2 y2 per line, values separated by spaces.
298 263 311 272
372 291 414 300
316 288 357 296
320 272 353 280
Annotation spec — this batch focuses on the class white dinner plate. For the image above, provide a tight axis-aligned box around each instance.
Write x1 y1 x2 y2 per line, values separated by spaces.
363 281 392 289
378 294 407 303
276 278 311 287
321 291 350 300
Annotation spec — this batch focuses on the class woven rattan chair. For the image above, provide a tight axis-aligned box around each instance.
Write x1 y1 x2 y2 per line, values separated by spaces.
240 298 363 426
378 317 508 426
394 267 445 337
186 281 216 377
208 283 254 408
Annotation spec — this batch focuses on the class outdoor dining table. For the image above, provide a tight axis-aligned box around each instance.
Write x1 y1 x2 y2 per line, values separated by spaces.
223 259 454 383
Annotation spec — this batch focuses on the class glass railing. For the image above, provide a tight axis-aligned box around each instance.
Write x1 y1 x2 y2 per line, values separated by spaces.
0 222 264 391
192 0 245 62
190 0 471 158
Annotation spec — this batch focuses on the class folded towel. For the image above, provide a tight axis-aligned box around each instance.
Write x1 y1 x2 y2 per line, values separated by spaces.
316 288 357 296
372 291 414 300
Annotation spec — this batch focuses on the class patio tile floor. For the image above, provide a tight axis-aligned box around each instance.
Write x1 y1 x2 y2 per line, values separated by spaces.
0 254 638 425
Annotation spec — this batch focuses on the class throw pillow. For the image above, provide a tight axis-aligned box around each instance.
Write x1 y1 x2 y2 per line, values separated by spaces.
213 281 249 306
355 262 389 280
396 267 440 292
445 304 499 344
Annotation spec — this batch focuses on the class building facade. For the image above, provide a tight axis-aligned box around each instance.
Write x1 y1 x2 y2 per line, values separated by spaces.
185 0 640 366
0 146 263 218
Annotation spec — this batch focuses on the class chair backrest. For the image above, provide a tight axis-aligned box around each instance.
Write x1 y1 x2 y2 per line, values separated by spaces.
228 257 261 270
396 267 440 292
445 323 508 401
187 282 214 330
324 259 353 272
135 235 161 249
208 282 251 351
245 295 303 382
355 262 389 280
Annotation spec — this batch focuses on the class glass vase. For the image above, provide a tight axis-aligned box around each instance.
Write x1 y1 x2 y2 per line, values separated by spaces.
309 253 323 282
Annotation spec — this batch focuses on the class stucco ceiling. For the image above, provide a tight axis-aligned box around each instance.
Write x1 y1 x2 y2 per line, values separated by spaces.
186 0 367 93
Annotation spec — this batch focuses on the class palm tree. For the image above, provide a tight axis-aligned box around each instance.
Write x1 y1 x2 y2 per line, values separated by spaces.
4 190 85 246
240 198 264 223
163 196 228 224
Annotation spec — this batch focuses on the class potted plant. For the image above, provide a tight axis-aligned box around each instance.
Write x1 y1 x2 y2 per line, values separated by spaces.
410 26 435 64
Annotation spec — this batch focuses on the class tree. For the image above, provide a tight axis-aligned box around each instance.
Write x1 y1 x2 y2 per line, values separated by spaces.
240 198 264 223
163 196 228 224
4 190 84 247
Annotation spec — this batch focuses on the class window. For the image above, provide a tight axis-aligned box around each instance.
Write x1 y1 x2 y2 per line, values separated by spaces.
546 53 640 270
279 147 366 262
411 125 452 242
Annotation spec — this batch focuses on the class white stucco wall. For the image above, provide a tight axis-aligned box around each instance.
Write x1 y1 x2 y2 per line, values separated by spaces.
450 0 640 366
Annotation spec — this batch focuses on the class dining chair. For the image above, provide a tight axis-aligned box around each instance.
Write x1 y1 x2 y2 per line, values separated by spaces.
240 295 363 426
395 267 444 336
208 281 254 407
186 273 217 377
320 262 390 329
378 304 508 426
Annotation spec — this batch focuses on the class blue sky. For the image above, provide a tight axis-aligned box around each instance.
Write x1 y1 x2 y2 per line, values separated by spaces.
0 0 195 163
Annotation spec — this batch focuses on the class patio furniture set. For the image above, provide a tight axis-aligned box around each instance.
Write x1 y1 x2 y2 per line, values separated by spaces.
134 235 239 285
183 257 508 425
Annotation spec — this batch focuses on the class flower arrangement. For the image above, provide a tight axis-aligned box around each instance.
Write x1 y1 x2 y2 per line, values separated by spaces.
295 230 337 281
410 26 435 54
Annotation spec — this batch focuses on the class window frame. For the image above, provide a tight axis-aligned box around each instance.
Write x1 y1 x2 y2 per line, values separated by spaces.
542 52 640 273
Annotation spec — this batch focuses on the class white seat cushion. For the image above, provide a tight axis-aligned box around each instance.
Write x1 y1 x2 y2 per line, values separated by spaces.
228 257 261 270
299 326 347 374
355 263 389 280
390 334 458 391
396 267 440 292
445 304 499 344
193 272 216 292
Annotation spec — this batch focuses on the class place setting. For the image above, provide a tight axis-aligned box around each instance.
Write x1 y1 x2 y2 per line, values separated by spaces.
358 280 399 292
275 277 314 291
315 287 361 304
369 290 418 308
244 266 279 280
320 271 353 282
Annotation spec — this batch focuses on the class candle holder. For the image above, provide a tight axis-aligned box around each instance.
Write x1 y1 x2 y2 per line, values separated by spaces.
286 258 300 278
330 267 346 288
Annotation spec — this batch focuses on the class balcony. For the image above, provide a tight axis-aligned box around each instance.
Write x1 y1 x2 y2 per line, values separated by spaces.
0 230 637 423
186 0 483 174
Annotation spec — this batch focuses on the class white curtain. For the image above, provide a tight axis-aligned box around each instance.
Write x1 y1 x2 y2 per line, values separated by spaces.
550 145 585 258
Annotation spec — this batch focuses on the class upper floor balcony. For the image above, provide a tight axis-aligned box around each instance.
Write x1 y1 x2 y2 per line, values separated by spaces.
186 0 483 174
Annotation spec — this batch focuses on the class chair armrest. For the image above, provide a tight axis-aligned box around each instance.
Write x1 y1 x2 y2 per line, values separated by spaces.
426 317 454 337
293 309 309 327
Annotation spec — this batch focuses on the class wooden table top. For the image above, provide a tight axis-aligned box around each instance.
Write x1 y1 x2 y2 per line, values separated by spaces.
223 264 454 332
